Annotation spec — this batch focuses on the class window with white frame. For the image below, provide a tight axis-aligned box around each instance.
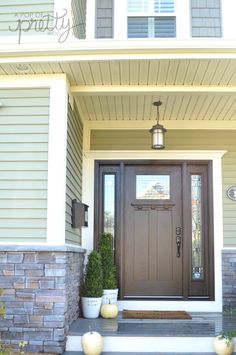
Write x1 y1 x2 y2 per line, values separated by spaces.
127 0 176 38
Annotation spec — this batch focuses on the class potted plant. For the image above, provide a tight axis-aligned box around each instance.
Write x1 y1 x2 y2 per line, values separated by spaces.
98 233 118 304
213 331 236 355
81 250 103 318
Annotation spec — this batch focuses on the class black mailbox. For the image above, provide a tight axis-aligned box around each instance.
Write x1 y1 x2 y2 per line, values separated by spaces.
71 199 89 228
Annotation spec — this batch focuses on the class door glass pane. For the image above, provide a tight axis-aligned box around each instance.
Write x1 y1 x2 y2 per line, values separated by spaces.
191 175 204 280
104 174 115 236
136 175 170 199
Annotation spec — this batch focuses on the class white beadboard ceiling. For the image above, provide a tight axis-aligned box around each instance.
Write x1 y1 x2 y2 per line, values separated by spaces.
1 58 236 122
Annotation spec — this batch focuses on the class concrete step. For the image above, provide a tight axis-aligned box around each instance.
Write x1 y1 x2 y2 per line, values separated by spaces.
65 313 236 353
66 335 215 353
64 352 216 355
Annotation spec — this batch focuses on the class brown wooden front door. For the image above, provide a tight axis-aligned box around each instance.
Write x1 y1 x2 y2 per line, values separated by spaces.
95 160 214 300
123 164 183 298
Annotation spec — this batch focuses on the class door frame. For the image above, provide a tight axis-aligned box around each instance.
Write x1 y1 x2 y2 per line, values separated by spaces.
82 150 226 311
94 160 213 300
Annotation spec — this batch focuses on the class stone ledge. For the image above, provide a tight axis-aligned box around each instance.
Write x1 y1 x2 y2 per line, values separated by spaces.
0 244 86 253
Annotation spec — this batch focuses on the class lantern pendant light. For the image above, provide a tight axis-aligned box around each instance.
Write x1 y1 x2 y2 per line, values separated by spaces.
150 101 167 149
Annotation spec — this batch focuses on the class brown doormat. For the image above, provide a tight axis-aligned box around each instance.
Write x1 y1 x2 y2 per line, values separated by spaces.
122 310 192 320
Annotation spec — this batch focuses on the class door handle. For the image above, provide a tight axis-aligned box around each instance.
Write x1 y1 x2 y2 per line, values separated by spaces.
176 227 182 258
176 236 181 257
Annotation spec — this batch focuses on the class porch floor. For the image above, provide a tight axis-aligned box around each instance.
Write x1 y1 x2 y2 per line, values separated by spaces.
65 312 236 354
68 312 236 337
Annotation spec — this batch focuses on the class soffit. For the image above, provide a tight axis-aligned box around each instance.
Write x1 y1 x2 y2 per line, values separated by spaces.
0 57 236 122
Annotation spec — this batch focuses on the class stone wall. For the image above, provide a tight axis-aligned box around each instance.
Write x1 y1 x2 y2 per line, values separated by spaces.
222 249 236 309
0 245 85 354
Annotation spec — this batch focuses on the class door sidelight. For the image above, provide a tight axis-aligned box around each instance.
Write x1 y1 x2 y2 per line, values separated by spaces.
176 227 182 257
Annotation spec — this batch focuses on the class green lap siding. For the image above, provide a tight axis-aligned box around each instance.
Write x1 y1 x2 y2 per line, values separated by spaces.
0 88 50 242
71 0 86 39
0 0 54 37
65 104 83 245
91 129 236 247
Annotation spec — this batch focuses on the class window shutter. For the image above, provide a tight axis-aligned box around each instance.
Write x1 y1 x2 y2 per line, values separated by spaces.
96 0 114 38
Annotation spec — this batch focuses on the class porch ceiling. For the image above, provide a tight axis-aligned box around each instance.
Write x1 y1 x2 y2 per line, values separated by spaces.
1 56 236 123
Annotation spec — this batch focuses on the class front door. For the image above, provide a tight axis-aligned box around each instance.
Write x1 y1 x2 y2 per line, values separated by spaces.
95 160 214 300
123 165 182 298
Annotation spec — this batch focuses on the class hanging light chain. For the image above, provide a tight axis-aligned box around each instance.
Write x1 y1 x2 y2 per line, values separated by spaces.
153 100 162 125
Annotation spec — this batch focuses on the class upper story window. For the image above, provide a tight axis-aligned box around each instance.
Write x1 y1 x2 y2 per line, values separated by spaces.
127 0 176 38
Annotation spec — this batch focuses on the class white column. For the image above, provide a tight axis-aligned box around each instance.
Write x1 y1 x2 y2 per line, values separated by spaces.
212 157 224 311
46 75 68 245
81 155 94 252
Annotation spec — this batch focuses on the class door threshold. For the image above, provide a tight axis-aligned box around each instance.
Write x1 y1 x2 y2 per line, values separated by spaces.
117 300 221 313
124 296 184 299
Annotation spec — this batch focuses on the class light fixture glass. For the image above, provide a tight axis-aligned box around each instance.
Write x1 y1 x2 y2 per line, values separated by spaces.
150 100 167 149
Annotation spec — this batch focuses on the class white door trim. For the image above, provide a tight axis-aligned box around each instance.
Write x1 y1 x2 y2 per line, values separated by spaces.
82 150 226 312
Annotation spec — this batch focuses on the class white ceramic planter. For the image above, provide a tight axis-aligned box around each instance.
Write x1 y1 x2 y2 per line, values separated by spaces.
102 288 118 304
81 297 102 318
213 336 234 355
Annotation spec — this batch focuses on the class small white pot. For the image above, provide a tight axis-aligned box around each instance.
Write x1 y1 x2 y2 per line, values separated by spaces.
213 336 234 355
81 297 102 318
102 288 118 304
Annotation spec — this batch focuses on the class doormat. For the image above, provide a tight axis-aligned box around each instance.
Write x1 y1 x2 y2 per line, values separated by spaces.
122 310 192 320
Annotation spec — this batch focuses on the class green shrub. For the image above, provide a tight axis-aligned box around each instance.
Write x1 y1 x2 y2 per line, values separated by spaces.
98 233 117 289
0 290 9 355
0 289 5 318
0 341 10 355
81 250 103 297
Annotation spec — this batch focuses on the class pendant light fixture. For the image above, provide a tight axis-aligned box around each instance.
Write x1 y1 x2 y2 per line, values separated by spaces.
150 100 167 149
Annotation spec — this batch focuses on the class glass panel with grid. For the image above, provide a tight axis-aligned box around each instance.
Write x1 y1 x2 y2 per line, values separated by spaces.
128 16 176 38
136 175 170 200
103 174 115 236
154 0 175 13
191 175 204 281
128 0 175 14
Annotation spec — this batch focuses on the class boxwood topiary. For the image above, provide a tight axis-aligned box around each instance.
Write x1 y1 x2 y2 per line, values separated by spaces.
98 233 117 290
81 250 103 298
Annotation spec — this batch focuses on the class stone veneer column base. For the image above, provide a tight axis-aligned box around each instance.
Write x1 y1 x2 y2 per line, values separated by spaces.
222 249 236 309
0 245 85 354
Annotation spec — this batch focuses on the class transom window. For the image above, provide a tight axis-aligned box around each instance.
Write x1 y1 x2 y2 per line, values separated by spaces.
127 0 176 38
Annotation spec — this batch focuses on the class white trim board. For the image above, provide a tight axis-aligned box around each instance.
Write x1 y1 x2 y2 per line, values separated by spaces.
82 150 226 312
